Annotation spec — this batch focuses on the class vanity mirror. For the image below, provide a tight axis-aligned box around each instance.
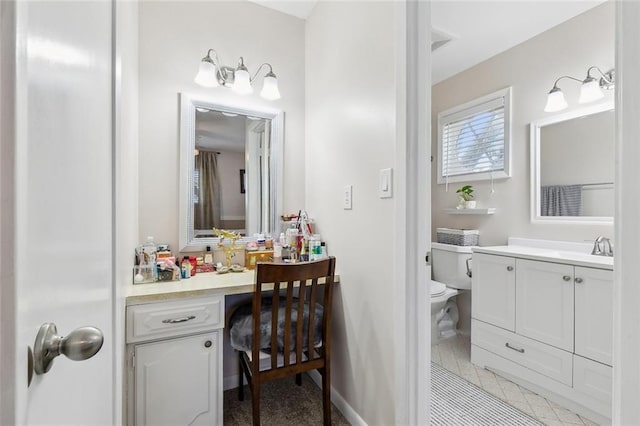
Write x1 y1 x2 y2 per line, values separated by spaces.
530 101 614 224
179 94 283 250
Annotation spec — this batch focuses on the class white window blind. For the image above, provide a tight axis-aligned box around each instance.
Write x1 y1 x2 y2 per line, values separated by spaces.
437 87 512 184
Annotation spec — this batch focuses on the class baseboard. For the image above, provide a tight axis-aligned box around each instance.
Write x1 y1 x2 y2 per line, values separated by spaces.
307 370 368 426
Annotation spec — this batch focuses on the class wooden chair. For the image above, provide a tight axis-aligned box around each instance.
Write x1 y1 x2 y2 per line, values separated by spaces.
234 257 336 426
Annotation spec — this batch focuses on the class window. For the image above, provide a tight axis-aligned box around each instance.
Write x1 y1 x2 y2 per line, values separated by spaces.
437 87 512 184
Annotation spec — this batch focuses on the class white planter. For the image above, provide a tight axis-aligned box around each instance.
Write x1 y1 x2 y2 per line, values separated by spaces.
465 200 477 209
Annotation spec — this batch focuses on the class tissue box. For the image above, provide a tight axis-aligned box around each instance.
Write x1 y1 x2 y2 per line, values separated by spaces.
245 250 274 270
436 228 479 246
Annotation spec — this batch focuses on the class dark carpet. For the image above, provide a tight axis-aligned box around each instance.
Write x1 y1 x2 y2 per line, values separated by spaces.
224 374 351 425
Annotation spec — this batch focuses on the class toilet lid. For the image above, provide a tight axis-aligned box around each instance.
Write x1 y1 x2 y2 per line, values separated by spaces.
431 280 447 297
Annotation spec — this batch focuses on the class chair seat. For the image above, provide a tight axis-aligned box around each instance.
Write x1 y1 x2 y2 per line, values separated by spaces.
229 296 324 353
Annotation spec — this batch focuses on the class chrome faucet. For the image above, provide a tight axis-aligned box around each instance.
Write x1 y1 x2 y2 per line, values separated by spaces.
591 236 614 257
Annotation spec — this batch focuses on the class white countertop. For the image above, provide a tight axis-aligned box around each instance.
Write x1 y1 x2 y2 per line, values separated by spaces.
473 243 613 271
126 270 341 305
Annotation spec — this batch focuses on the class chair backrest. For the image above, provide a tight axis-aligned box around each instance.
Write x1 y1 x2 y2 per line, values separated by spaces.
252 257 336 374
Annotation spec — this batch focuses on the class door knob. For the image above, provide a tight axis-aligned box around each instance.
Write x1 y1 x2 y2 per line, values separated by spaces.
33 323 104 375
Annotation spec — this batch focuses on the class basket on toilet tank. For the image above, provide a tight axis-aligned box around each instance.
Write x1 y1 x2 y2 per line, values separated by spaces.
436 228 479 246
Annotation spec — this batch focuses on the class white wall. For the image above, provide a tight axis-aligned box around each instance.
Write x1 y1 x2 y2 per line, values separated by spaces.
432 2 615 246
306 2 398 424
138 1 305 251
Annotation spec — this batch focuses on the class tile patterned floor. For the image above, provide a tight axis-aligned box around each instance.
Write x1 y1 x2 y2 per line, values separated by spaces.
432 334 601 426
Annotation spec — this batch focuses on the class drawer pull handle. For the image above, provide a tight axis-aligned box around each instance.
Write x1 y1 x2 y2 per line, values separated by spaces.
575 277 584 284
562 275 571 282
505 342 525 353
162 315 196 324
506 266 514 272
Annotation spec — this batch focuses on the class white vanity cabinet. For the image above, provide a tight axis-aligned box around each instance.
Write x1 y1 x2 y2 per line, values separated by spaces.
126 295 225 426
471 253 516 331
471 249 613 423
515 259 574 352
574 266 613 366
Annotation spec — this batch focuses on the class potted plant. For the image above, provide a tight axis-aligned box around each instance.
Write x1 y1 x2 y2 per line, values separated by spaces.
456 185 476 209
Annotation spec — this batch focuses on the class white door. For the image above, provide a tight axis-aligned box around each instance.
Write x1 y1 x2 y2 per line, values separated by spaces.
471 253 516 331
515 259 574 352
13 1 114 424
575 267 614 366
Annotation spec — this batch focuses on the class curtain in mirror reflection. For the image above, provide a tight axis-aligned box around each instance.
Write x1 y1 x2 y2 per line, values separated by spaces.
194 150 222 229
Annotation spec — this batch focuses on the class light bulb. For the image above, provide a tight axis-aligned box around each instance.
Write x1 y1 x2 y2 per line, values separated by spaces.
232 68 253 95
194 59 219 88
544 87 568 112
579 77 604 104
260 72 281 100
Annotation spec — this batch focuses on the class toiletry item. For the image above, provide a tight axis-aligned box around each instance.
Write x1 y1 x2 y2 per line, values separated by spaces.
204 246 214 264
141 236 158 281
273 239 282 259
300 240 308 262
189 256 197 276
196 256 204 266
265 237 273 249
181 258 191 279
320 242 327 259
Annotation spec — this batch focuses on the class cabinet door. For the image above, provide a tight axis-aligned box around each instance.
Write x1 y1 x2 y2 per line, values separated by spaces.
515 259 574 351
135 332 221 426
575 267 613 366
472 253 516 331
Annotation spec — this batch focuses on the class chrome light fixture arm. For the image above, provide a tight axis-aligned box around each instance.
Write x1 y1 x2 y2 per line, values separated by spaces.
550 75 583 91
586 66 615 88
250 63 276 82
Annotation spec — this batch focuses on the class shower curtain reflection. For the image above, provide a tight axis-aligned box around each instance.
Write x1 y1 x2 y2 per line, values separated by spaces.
194 150 222 229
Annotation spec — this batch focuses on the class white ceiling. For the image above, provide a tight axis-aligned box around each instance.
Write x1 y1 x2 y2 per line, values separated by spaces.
249 0 606 84
430 0 606 84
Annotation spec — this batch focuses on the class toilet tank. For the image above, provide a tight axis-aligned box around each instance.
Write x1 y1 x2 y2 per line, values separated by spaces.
431 242 474 290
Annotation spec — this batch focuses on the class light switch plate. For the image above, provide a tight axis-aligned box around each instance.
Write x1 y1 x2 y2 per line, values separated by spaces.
379 168 393 198
343 185 352 210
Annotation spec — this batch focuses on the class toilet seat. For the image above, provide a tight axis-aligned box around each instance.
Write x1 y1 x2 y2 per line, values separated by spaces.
431 280 447 297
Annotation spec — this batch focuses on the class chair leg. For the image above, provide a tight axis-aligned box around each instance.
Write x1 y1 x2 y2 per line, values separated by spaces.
252 381 261 426
321 367 331 426
295 373 302 386
238 353 244 401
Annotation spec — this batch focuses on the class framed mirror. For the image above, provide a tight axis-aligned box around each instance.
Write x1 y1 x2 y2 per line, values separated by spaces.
530 101 614 224
179 94 284 250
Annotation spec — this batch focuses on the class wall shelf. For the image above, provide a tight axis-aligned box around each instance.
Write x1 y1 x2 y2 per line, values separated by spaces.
445 208 496 215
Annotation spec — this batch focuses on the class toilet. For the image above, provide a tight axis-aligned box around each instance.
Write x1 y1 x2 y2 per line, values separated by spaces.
430 242 474 345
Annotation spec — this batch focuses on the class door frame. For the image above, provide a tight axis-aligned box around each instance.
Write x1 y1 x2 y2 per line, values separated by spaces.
394 1 431 424
613 1 640 423
0 1 18 424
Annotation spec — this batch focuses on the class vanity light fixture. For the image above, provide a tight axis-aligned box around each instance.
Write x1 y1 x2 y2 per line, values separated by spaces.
194 49 281 100
544 66 615 112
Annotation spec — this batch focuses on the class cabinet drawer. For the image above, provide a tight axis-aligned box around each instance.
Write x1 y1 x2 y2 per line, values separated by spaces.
126 296 224 343
472 319 573 386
